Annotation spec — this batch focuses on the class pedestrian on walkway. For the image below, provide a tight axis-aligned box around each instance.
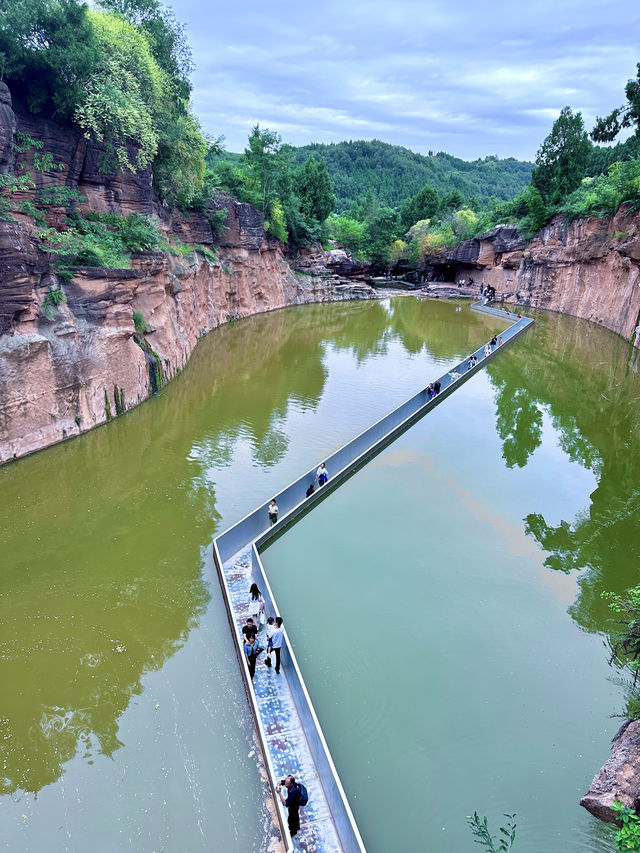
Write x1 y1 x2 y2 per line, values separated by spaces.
433 380 441 394
316 462 328 486
265 616 275 667
248 583 265 627
270 616 284 674
490 335 497 350
305 482 315 498
243 634 264 680
242 617 258 643
498 336 503 346
277 775 307 838
484 343 491 358
268 499 279 526
427 382 434 398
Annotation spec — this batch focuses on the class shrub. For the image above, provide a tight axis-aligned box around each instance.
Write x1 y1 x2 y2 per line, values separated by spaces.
133 310 149 333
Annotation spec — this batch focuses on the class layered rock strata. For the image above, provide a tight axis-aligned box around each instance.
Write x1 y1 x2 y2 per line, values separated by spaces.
443 211 640 344
0 83 375 464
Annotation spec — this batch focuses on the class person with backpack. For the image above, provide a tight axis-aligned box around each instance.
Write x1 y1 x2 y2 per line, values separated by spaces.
277 775 308 838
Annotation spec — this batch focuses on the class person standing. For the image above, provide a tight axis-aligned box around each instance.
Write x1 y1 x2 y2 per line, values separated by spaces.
243 634 263 680
268 499 279 526
242 617 258 643
277 775 305 838
316 463 328 486
248 583 264 628
270 616 284 674
433 380 441 394
265 616 275 667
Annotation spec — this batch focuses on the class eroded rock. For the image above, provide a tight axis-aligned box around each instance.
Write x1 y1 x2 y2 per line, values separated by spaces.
581 720 640 823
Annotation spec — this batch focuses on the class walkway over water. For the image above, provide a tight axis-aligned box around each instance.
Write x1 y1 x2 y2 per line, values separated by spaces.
212 301 534 852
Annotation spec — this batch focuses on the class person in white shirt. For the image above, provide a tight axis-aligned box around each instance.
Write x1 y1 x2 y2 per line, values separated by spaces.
270 617 285 674
315 463 328 486
248 582 264 627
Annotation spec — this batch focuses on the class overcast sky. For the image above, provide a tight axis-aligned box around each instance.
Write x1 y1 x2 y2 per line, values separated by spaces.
175 0 639 161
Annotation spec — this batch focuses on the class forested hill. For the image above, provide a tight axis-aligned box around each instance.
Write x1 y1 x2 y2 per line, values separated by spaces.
286 140 534 211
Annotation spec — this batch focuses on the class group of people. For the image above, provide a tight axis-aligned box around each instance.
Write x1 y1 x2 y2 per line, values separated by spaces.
242 585 307 838
242 583 285 679
267 462 330 527
426 380 441 398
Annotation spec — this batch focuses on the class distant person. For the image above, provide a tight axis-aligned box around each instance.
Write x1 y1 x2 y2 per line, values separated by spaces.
467 356 475 371
248 583 265 627
516 313 522 319
270 616 284 674
277 775 307 838
433 380 441 394
498 336 504 346
316 462 328 487
243 634 264 680
449 369 460 381
427 382 434 398
268 499 279 526
490 335 497 350
305 483 315 498
484 343 491 358
242 617 258 643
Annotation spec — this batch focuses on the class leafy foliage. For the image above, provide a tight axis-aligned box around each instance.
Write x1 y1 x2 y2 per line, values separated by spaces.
531 107 591 205
467 812 517 851
592 63 640 143
286 140 534 212
612 801 640 852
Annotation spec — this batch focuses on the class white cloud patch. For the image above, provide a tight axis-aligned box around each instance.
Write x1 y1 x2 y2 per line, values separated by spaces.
177 0 640 159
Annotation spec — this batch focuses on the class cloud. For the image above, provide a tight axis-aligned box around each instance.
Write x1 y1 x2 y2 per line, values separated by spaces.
177 0 640 160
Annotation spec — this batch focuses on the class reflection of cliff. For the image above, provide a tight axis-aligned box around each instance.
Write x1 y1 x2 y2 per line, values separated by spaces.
487 310 640 632
0 298 414 796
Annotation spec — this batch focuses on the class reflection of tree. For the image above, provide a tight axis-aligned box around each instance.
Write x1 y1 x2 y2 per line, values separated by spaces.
487 310 640 635
495 386 543 468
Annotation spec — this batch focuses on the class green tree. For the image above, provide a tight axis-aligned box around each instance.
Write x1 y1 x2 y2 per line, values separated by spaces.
0 0 100 118
244 124 287 215
520 186 548 238
297 155 335 222
531 107 591 205
364 207 399 269
592 63 640 142
400 183 439 229
440 188 465 214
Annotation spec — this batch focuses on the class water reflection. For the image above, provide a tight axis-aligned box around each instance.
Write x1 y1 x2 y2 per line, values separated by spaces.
488 310 640 632
1 297 500 798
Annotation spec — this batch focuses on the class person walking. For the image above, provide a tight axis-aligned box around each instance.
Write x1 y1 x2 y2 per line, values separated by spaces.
305 483 315 498
316 463 328 487
498 336 504 346
243 634 263 680
277 775 307 838
270 616 284 674
433 380 441 394
248 583 265 628
242 617 258 643
264 616 275 667
268 499 279 526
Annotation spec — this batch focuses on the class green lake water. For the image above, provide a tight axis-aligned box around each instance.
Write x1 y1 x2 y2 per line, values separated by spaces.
1 297 637 851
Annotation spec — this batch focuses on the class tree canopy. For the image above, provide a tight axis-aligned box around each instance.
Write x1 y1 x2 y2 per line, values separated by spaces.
531 107 591 205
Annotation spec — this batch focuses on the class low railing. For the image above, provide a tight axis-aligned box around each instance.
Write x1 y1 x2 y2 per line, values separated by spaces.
212 301 535 853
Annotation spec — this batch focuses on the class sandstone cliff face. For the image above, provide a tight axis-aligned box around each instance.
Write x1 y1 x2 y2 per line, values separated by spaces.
445 212 640 344
0 84 376 464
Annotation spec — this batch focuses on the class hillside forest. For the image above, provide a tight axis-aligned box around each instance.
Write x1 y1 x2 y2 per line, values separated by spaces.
1 0 640 276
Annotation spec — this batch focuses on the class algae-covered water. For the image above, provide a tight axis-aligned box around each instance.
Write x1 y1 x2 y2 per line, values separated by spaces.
0 297 635 852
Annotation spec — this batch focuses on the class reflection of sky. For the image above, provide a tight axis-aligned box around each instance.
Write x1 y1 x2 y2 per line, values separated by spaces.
173 0 640 158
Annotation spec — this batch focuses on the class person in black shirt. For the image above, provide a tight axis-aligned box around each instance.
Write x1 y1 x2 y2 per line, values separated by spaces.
278 775 302 837
242 618 257 643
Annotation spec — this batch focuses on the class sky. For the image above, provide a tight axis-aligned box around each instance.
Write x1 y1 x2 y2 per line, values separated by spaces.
175 0 639 162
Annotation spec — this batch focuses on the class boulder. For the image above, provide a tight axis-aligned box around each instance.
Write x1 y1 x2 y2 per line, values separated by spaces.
581 720 640 823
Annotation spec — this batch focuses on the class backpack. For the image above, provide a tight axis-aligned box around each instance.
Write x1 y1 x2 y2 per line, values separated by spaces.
296 783 309 807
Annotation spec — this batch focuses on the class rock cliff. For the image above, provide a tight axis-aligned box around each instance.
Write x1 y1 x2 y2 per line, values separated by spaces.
581 720 640 823
443 211 640 345
0 84 376 464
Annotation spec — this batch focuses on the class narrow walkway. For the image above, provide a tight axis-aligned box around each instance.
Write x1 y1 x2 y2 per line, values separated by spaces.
225 548 342 852
213 302 535 853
